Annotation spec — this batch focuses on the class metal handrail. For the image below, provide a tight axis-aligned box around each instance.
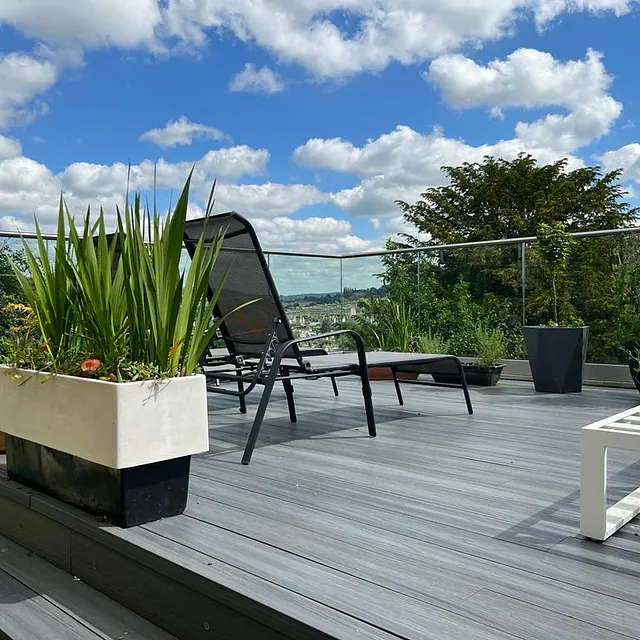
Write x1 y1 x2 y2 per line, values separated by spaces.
1 224 639 260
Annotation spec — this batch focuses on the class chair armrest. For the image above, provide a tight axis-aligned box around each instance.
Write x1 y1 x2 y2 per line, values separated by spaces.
276 330 369 373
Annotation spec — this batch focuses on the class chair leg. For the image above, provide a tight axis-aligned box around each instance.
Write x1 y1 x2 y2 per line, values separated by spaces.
454 359 474 415
331 376 339 397
391 366 404 406
236 366 247 413
242 367 279 465
358 366 376 437
282 369 297 423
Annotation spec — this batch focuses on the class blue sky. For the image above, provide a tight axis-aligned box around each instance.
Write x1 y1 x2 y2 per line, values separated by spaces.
0 0 639 271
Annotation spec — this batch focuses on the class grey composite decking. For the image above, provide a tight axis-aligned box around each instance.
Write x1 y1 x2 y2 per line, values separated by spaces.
0 534 174 640
2 378 640 639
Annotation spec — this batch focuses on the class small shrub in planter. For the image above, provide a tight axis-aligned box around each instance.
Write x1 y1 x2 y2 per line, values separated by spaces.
524 223 589 393
415 330 450 356
431 327 506 386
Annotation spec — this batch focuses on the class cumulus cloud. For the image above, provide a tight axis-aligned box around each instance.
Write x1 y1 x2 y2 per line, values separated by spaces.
197 146 270 179
0 135 21 159
295 124 585 217
0 0 162 49
58 146 269 203
599 143 640 182
291 49 624 218
214 182 327 216
229 63 284 94
427 48 610 110
0 150 359 257
252 216 373 253
0 52 58 127
139 116 228 148
533 0 635 27
0 147 327 237
426 48 622 153
1 1 635 81
161 0 635 78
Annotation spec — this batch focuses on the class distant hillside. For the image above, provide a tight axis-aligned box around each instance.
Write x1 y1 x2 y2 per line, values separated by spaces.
282 286 388 305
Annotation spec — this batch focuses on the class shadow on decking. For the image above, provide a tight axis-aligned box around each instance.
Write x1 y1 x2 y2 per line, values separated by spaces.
496 459 640 550
201 382 473 460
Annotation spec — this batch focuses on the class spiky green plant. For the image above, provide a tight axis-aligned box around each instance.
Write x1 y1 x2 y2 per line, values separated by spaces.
13 198 76 362
372 299 417 352
10 171 254 380
476 327 505 368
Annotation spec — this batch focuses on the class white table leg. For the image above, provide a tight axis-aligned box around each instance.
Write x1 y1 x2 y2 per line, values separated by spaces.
580 433 607 540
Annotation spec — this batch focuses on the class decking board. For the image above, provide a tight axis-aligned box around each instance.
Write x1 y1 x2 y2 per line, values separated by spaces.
1 378 640 639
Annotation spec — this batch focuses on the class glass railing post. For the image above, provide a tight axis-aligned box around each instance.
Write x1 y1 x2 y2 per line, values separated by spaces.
340 257 345 350
521 241 526 327
416 250 421 332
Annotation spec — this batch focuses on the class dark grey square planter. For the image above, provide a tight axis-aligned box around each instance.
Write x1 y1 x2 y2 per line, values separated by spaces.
5 435 191 527
523 326 589 394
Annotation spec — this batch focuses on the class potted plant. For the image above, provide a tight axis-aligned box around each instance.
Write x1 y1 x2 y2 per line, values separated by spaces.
0 173 251 527
463 327 506 386
429 327 506 386
350 298 420 380
523 223 589 393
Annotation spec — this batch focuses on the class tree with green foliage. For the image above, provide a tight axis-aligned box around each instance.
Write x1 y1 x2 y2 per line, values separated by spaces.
377 155 638 363
535 223 577 326
395 154 636 245
0 243 29 351
0 242 28 305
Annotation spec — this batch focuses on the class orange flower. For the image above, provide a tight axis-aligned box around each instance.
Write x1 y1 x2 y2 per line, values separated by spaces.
81 359 101 372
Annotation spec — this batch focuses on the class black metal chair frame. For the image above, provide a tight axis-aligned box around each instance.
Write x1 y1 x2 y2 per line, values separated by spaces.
184 216 375 465
184 212 472 465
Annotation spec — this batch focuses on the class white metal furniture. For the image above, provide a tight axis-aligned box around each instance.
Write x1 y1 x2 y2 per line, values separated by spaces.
581 405 640 541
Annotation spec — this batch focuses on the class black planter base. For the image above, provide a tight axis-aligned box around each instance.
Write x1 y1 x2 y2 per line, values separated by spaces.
524 326 589 394
5 435 191 528
432 364 505 387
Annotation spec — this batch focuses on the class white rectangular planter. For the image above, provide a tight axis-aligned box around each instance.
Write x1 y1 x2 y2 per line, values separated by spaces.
0 366 209 469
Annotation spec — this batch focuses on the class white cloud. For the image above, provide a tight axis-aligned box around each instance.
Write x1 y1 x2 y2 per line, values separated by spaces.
59 146 269 203
1 1 634 82
229 63 284 94
599 143 640 182
0 135 21 159
427 48 610 110
0 52 58 127
0 149 326 236
139 116 227 148
252 216 373 253
514 96 621 154
198 146 270 179
533 0 635 27
0 156 61 226
162 0 634 79
214 182 327 216
0 0 162 49
296 124 585 216
426 48 621 153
